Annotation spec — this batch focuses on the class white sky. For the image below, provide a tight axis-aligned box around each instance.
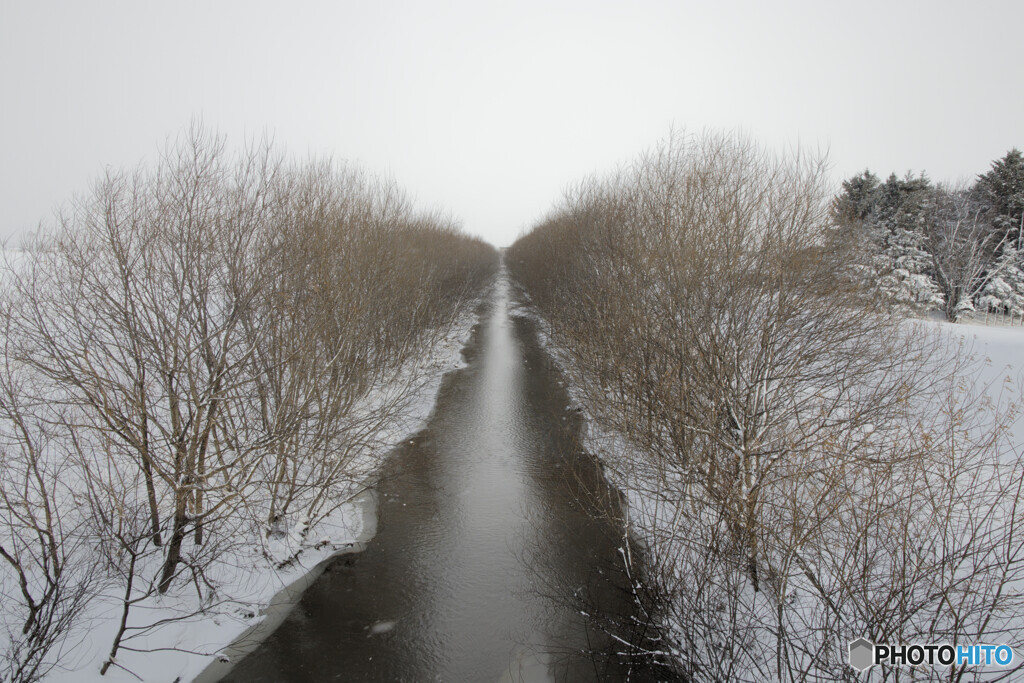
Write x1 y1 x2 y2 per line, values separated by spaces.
2 0 1021 247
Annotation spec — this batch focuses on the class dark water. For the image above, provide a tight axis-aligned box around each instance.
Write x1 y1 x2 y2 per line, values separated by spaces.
222 275 658 682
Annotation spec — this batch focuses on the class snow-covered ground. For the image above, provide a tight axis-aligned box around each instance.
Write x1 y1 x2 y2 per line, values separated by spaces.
40 302 482 683
928 318 1024 403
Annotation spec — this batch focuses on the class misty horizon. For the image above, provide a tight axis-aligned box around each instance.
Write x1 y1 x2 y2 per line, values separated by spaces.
2 0 1022 247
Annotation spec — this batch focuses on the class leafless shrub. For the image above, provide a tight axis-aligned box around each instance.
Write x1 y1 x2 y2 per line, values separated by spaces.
511 130 1024 681
0 124 496 675
0 309 96 683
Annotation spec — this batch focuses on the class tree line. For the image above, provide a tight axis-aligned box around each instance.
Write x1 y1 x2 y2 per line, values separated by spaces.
0 125 497 681
509 131 1023 681
834 149 1024 322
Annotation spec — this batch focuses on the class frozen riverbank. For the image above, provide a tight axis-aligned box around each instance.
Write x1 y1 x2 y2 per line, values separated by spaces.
41 302 482 683
524 291 1024 679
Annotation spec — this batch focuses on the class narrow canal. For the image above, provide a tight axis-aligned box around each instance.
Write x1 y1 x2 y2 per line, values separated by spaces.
221 273 658 682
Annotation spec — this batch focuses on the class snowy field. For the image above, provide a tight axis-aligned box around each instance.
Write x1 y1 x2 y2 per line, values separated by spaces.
930 318 1024 410
35 303 481 683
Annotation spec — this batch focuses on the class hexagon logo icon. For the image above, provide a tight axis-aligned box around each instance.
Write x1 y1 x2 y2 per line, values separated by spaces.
849 638 875 671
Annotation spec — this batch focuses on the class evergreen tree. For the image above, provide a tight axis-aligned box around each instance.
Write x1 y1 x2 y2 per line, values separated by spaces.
976 148 1024 249
874 172 932 232
833 170 944 313
834 170 880 222
978 245 1024 316
877 222 945 311
870 173 942 312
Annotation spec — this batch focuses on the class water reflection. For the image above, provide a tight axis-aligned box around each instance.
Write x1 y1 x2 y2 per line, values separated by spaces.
221 271 656 682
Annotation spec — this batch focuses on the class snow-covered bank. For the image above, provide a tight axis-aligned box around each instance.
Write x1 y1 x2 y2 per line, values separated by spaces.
42 300 483 683
520 288 1024 680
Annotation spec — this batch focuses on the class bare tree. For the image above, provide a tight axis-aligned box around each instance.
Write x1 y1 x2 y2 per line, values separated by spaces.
510 130 1024 681
0 306 96 683
0 123 496 675
924 186 1009 322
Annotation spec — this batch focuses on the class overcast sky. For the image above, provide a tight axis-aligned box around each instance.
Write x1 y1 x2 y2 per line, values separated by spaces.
2 1 1021 246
